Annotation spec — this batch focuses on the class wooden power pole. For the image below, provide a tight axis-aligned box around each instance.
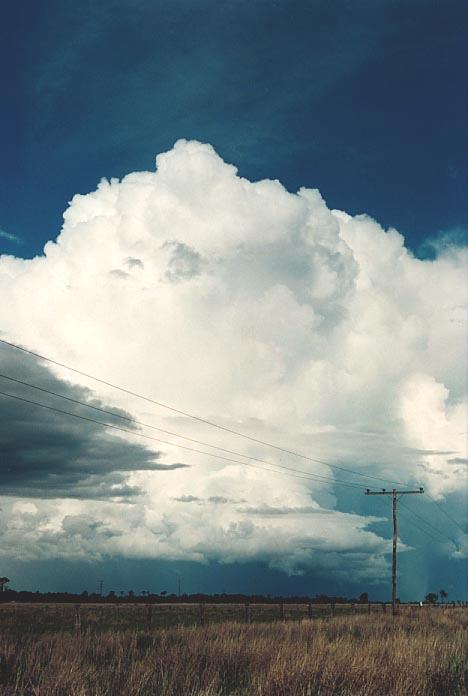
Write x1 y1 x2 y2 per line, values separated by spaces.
365 487 424 615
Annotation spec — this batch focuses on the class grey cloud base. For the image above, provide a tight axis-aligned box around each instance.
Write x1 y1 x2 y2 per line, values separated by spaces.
0 347 184 500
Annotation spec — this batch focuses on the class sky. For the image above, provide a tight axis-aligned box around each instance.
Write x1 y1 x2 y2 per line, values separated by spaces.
0 0 467 600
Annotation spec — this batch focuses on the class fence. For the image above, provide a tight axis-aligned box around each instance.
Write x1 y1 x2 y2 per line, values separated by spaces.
1 601 466 635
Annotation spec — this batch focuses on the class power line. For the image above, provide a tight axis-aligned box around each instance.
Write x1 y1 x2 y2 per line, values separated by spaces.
0 337 410 487
0 375 367 490
1 344 463 576
425 492 466 536
397 509 447 544
372 494 451 545
398 499 455 545
0 373 392 489
370 482 466 541
3 351 461 570
373 494 446 543
10 368 453 566
0 371 356 484
0 388 365 490
0 372 282 459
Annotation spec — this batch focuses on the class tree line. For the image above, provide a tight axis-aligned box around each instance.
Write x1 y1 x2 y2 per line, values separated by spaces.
1 586 376 605
1 578 461 605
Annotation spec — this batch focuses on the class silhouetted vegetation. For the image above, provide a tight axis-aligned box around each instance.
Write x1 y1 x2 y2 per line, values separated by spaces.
0 587 375 605
425 592 439 604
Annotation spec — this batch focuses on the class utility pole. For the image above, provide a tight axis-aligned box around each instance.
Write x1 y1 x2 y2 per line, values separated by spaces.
365 487 423 615
174 571 181 598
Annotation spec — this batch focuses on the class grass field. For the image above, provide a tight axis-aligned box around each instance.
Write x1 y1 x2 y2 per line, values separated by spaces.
0 604 466 695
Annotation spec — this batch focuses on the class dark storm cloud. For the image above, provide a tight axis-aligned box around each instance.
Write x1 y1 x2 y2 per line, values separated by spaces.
0 345 187 499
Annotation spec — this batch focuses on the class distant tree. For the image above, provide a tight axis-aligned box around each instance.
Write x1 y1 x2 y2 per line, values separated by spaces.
358 592 369 604
0 577 10 592
425 592 438 604
439 589 448 603
128 590 135 598
107 590 116 599
160 590 167 597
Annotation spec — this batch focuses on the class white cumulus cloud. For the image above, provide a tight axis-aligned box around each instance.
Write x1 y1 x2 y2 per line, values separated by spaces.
0 139 466 575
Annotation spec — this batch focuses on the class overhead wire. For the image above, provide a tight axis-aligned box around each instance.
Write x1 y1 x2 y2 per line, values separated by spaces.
0 371 369 490
2 337 465 544
371 495 448 544
398 508 449 544
3 337 464 541
398 499 455 544
0 371 360 484
424 492 466 535
0 388 366 491
0 337 410 487
0 372 292 460
1 342 464 566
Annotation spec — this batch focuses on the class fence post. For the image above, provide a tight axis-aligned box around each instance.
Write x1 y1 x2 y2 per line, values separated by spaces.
382 603 386 614
368 602 371 615
74 604 81 632
199 602 205 626
308 602 312 619
279 602 285 620
244 602 251 624
351 603 356 615
330 602 335 618
146 604 153 630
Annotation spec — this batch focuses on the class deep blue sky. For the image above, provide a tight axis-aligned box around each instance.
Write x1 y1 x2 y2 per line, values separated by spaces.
1 0 467 258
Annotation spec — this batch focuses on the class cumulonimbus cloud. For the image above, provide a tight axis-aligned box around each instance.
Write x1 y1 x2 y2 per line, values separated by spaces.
0 139 466 572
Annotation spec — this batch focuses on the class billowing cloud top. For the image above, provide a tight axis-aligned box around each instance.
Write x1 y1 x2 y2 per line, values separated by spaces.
0 140 466 573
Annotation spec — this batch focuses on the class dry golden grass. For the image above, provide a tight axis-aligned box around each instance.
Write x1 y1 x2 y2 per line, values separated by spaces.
0 607 466 695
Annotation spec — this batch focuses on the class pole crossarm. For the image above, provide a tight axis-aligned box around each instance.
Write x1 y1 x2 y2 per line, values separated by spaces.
364 486 424 615
365 488 424 495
